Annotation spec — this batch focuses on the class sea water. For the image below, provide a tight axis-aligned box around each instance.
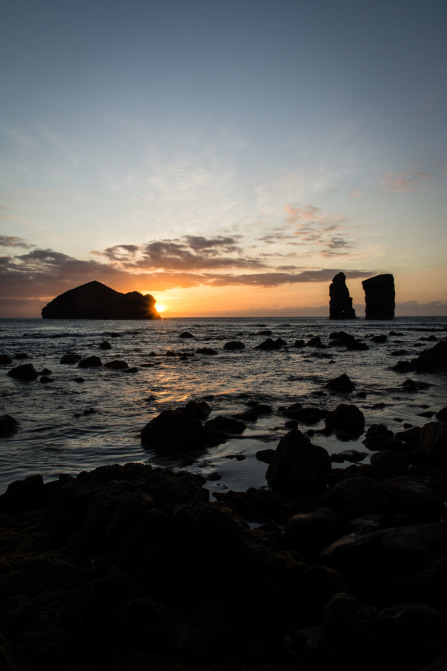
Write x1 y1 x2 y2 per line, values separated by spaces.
1 316 446 495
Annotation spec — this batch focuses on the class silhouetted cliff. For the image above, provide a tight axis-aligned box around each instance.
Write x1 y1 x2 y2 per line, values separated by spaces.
41 281 161 319
362 274 395 320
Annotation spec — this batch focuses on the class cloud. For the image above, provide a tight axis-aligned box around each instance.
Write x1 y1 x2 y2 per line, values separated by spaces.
279 204 355 257
203 268 369 287
0 235 32 248
93 236 264 271
381 169 430 193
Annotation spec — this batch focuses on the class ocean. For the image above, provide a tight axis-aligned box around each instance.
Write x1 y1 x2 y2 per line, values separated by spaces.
1 316 446 495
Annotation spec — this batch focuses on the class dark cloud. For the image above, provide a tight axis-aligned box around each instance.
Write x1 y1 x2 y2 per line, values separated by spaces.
0 235 32 248
94 235 265 271
203 269 369 287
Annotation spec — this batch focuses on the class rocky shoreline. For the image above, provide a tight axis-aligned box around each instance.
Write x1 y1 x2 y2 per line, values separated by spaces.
1 393 447 670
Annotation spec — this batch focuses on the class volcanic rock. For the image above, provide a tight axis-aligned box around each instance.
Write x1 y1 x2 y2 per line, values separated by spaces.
362 274 395 320
223 341 245 350
78 356 102 368
325 373 355 392
7 363 38 381
41 280 161 319
329 272 356 319
0 414 19 437
266 429 331 495
325 404 365 437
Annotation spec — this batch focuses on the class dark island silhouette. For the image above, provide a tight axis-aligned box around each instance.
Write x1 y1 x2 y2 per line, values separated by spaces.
41 281 161 319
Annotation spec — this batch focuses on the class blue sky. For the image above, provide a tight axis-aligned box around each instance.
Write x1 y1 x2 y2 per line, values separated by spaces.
1 0 446 316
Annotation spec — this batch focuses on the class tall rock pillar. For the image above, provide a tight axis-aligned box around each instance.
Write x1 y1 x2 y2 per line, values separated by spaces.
362 274 395 319
329 272 356 319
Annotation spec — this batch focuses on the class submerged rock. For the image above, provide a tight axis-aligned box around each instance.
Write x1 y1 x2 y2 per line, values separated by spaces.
42 280 161 319
0 414 19 437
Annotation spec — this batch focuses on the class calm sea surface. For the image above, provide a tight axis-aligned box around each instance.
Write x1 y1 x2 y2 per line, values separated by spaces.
1 316 446 495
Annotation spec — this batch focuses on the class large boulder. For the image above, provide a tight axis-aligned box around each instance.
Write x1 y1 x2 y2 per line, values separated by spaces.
362 274 395 320
7 363 38 381
41 281 161 319
329 272 356 319
266 429 331 496
141 407 222 455
325 404 365 437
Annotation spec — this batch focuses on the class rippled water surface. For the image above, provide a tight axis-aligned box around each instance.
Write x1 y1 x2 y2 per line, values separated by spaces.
1 316 446 495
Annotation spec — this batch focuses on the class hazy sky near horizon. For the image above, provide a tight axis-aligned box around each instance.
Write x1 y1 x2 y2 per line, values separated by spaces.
1 0 446 317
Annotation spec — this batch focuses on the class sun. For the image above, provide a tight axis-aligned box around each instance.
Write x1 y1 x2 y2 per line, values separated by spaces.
156 303 166 313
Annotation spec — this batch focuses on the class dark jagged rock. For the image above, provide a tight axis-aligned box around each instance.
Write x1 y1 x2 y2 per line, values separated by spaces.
205 415 246 435
41 280 161 319
362 273 395 320
223 341 245 350
60 353 82 364
103 360 129 370
0 354 13 365
7 363 38 381
325 403 365 437
266 429 331 495
325 373 355 392
78 356 102 368
254 337 287 350
329 272 357 319
0 414 19 437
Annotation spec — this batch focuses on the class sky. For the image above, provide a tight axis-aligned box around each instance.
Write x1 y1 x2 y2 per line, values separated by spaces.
1 0 446 318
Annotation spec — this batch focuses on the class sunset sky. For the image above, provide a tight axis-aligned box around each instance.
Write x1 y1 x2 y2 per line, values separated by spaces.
1 0 446 318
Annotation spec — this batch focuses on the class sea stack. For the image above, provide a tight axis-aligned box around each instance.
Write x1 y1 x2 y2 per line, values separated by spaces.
41 281 161 319
329 272 356 319
362 274 395 320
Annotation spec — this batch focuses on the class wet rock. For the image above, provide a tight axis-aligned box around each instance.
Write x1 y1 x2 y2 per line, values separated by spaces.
39 375 53 383
325 404 365 437
184 400 212 420
14 352 30 359
362 273 395 320
141 407 220 454
266 429 331 496
223 341 245 350
7 363 38 381
329 331 356 346
78 356 102 368
395 425 422 446
99 340 112 349
330 450 368 464
235 403 273 421
0 354 13 365
205 415 246 435
370 450 407 476
393 340 447 373
419 422 447 466
256 448 276 464
402 378 431 391
325 373 355 392
254 338 287 350
0 414 19 437
325 476 389 519
329 272 356 319
179 331 195 338
436 407 447 422
371 334 387 343
307 336 325 348
196 347 218 355
281 403 325 424
363 424 405 451
346 339 369 351
293 339 306 347
60 353 82 364
387 476 444 521
286 507 342 555
104 360 129 370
